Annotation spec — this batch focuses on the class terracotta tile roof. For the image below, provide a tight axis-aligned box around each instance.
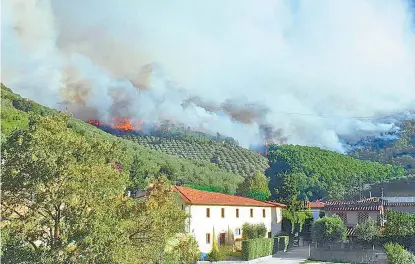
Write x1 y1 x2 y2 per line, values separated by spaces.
264 201 287 208
306 200 325 209
325 197 385 211
173 186 286 207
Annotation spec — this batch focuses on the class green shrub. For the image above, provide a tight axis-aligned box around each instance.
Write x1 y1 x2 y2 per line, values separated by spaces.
164 233 200 264
311 216 346 245
207 246 231 261
354 218 381 244
241 238 274 260
384 242 415 264
242 223 267 239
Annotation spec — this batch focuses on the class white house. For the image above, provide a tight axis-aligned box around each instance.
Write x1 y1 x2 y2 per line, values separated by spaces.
173 186 286 254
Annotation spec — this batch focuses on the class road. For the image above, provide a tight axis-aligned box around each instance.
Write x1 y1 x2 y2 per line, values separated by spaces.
259 246 309 263
259 257 306 264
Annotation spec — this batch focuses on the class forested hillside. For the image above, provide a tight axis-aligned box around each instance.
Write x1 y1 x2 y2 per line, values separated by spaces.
266 145 406 201
1 84 243 193
350 119 415 175
2 85 409 202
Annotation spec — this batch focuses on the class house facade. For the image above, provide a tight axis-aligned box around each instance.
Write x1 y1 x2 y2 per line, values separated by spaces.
324 197 385 238
173 186 286 254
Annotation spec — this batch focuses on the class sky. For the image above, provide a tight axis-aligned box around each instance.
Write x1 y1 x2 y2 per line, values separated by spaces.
2 0 415 152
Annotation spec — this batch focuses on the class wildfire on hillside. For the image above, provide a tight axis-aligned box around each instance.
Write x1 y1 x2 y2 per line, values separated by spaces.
265 142 269 157
88 118 143 132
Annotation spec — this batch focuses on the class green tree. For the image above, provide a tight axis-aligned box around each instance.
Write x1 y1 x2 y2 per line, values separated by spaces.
354 218 381 244
163 233 200 264
237 171 271 201
282 206 313 235
311 216 347 245
384 243 415 264
384 210 415 237
1 114 131 263
126 176 187 263
274 172 305 204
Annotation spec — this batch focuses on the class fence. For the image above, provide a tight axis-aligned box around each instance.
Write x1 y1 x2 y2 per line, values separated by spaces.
310 243 388 264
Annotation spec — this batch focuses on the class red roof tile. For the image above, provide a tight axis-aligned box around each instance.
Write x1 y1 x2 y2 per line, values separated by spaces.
264 201 287 208
325 197 385 211
306 201 325 209
173 186 286 207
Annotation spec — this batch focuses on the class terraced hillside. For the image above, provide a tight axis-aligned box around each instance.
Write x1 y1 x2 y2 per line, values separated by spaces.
122 135 269 177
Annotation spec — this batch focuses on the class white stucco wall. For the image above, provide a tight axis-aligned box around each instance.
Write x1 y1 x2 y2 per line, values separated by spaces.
183 204 282 254
310 209 321 222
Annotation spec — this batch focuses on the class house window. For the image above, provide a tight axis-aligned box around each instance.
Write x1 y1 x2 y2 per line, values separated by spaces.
236 228 241 236
263 209 266 218
221 208 225 218
250 208 253 217
206 233 211 244
206 208 210 218
236 208 239 218
358 212 369 224
267 232 272 238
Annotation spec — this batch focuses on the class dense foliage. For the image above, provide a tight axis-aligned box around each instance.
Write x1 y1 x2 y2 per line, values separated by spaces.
163 233 200 264
384 243 415 264
266 145 405 200
282 206 313 234
384 211 415 238
383 210 415 251
241 238 274 260
0 113 190 263
182 184 228 194
354 218 382 244
122 134 269 177
350 119 415 175
311 216 347 245
1 85 243 194
237 171 271 201
242 223 267 239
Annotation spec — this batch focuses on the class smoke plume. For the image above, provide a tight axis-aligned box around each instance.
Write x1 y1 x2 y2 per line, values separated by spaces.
2 0 415 152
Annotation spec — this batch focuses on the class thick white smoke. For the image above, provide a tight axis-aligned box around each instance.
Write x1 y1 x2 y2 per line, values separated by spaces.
2 0 415 152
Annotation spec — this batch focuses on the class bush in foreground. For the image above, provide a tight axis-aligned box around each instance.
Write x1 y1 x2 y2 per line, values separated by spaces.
242 238 274 260
164 233 200 264
242 223 267 239
311 216 346 245
384 242 415 264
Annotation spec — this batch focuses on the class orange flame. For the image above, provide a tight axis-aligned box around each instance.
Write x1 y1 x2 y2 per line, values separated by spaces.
88 117 143 131
112 118 134 131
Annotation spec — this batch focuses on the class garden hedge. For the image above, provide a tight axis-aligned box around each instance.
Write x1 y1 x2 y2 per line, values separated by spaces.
241 238 274 260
